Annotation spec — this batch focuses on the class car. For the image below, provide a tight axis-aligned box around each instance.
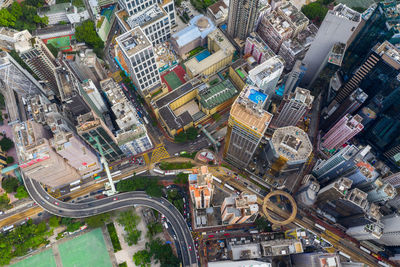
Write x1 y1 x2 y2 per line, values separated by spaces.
38 212 43 216
208 235 214 238
188 245 192 251
58 210 63 213
45 195 50 200
223 233 230 236
113 197 118 201
54 201 59 205
0 211 3 215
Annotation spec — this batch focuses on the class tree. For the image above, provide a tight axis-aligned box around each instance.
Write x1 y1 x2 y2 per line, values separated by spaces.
145 184 163 197
0 9 16 27
85 213 110 228
15 186 29 199
75 20 104 57
146 222 163 239
186 127 198 140
301 2 328 23
0 193 10 210
126 229 141 245
49 216 60 228
8 2 22 18
6 156 14 164
174 131 187 143
255 216 271 232
133 250 151 267
174 172 188 184
1 177 19 193
146 238 180 266
46 43 59 57
0 137 14 151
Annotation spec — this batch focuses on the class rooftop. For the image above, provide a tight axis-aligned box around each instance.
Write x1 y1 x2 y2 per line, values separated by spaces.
331 3 361 22
278 1 309 29
374 40 400 69
261 239 303 256
198 79 238 109
38 3 73 16
291 87 314 108
207 0 228 16
33 24 74 37
116 27 151 57
126 4 166 29
248 56 284 84
328 42 346 66
230 86 272 136
264 11 293 37
184 28 235 76
271 126 312 162
172 15 215 47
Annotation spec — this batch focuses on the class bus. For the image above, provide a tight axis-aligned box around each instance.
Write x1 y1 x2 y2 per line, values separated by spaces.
70 185 81 192
338 251 351 259
315 223 326 231
143 116 149 124
2 225 14 232
360 246 371 254
135 170 147 175
224 184 235 191
153 169 165 175
165 170 176 176
70 180 81 187
212 177 222 183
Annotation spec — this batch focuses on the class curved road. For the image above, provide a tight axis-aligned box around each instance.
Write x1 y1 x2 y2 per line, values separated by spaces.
24 178 197 267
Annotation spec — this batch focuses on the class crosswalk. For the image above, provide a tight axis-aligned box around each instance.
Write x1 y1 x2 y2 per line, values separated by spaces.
150 145 170 163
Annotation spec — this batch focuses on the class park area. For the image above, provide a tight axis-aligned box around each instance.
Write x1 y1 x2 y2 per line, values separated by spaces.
43 35 75 52
161 65 187 91
11 229 112 267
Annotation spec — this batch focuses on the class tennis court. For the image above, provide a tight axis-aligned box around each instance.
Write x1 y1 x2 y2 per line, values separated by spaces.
58 229 112 267
44 35 74 51
161 65 187 91
11 249 56 267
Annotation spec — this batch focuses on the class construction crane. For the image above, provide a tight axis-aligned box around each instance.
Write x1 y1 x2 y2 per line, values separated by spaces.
92 136 117 196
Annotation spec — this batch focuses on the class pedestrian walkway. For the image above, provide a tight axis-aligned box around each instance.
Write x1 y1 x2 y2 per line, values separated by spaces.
150 145 170 164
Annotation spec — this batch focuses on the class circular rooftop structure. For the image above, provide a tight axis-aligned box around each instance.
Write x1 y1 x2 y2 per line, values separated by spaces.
197 17 210 31
262 190 297 226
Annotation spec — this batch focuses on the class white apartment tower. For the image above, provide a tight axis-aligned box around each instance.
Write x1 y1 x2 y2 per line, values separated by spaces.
116 27 161 96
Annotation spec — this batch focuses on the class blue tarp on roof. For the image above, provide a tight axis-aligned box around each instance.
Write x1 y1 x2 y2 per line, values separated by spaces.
172 15 216 47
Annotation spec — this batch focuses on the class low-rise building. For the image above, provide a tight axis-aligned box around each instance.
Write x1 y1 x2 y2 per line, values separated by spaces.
261 239 303 256
244 32 276 65
207 0 228 25
221 194 258 224
171 15 216 58
185 28 235 78
33 24 75 40
38 3 89 25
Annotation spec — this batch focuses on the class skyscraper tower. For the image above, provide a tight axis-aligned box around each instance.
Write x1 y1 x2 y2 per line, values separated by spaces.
227 0 259 41
346 223 383 241
302 4 361 86
224 86 272 167
321 114 364 150
272 87 314 128
376 214 400 246
315 177 352 205
15 36 60 96
384 172 400 188
321 88 368 131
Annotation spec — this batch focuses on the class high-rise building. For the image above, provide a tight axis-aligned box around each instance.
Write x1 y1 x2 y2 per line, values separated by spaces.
188 166 214 209
224 86 272 168
376 214 400 246
244 32 276 64
116 4 171 45
312 145 359 183
334 41 400 104
101 78 153 156
272 87 313 128
291 253 341 267
315 177 352 205
366 179 397 203
221 194 258 224
76 111 124 162
52 129 101 178
227 0 259 41
15 36 60 96
262 126 312 176
118 0 175 26
115 27 161 96
283 60 307 94
295 177 320 207
346 223 383 241
14 120 81 188
341 1 400 74
384 172 400 188
321 88 368 132
301 4 361 86
247 55 284 96
346 161 378 187
80 79 108 115
321 114 364 150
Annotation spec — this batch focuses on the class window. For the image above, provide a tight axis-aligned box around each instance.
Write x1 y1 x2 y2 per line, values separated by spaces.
139 65 143 71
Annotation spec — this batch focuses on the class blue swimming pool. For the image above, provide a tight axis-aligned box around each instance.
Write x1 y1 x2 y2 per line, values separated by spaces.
248 89 267 104
195 50 211 62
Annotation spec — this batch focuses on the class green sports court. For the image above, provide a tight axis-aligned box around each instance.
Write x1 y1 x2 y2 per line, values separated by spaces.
11 248 56 267
58 228 112 267
11 229 112 267
44 35 75 51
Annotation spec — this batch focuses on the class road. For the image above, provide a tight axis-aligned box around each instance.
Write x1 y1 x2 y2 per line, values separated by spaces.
24 177 197 267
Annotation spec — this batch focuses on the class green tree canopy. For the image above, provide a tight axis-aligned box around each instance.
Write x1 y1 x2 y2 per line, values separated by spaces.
0 9 16 27
133 250 151 267
0 193 10 210
1 177 19 193
186 127 198 140
75 20 104 57
15 186 29 199
6 156 14 164
146 238 180 266
49 216 60 228
85 213 110 228
0 137 14 151
301 1 328 23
